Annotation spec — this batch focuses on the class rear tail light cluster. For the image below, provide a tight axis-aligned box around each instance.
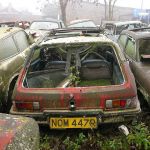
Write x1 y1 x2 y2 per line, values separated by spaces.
15 102 40 111
105 97 137 110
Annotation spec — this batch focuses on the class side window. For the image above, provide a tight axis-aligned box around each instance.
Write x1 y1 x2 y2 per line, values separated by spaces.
14 31 29 52
118 34 127 49
125 38 136 60
128 24 135 30
134 23 141 28
0 36 18 61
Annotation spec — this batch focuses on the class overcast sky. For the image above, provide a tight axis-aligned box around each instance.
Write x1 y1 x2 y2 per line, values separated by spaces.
0 0 149 14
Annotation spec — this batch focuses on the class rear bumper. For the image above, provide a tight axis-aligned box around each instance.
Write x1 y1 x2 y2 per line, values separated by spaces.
10 104 141 125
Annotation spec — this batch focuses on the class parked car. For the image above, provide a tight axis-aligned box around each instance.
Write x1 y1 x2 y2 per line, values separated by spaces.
102 21 147 41
118 27 150 107
17 21 30 29
26 18 65 38
10 28 140 129
68 19 97 28
0 113 39 150
0 22 16 27
0 27 33 112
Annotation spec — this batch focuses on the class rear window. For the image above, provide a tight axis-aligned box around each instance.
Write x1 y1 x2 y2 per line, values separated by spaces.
139 39 150 55
104 24 114 30
30 21 59 30
116 25 128 35
69 21 96 28
0 37 18 61
14 31 29 52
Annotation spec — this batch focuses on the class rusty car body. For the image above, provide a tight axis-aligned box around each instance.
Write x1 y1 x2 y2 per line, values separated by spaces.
0 27 33 112
118 28 150 107
10 28 141 129
0 113 39 150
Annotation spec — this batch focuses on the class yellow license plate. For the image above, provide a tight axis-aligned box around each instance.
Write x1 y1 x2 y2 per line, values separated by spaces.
50 117 97 129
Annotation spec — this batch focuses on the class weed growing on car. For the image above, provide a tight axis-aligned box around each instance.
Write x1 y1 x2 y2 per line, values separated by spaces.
39 123 150 150
69 66 80 87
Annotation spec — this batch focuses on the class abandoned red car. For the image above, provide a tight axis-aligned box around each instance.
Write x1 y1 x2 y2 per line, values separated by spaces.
10 29 141 129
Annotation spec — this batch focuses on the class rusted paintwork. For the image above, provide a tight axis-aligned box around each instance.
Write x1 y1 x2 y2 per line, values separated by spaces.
118 29 150 107
0 113 39 150
0 27 32 111
10 34 141 126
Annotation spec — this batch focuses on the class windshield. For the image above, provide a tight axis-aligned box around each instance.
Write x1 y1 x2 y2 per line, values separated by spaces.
68 21 96 28
139 39 150 55
104 24 114 30
116 24 129 35
30 21 59 30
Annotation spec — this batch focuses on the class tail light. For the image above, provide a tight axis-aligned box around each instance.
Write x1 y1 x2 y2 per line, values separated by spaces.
105 97 137 109
15 102 40 111
106 99 126 109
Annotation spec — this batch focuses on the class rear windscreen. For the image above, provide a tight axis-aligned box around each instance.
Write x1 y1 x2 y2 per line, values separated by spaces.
139 39 150 55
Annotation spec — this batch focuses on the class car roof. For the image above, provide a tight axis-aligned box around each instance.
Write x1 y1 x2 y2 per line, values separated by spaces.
121 28 150 40
105 21 142 26
31 18 63 23
0 27 22 39
69 19 95 25
41 35 112 45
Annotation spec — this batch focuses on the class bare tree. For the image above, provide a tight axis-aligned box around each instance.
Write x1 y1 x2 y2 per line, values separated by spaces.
59 0 69 25
103 0 107 20
108 0 118 20
40 0 81 25
59 0 82 25
39 0 118 25
86 0 118 20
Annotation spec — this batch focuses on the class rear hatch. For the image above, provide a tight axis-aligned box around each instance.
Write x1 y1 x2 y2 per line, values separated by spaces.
12 36 137 112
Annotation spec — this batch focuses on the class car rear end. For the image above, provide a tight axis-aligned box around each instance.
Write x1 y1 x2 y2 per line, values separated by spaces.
10 36 141 129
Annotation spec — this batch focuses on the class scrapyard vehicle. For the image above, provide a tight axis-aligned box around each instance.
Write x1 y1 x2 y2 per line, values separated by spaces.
102 21 147 41
0 113 39 150
68 19 97 28
0 27 33 112
118 27 150 107
10 28 141 129
0 22 16 27
26 18 65 39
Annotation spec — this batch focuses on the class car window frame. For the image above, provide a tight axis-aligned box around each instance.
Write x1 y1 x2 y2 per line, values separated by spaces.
0 35 19 62
124 35 137 61
13 30 29 52
118 34 128 49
